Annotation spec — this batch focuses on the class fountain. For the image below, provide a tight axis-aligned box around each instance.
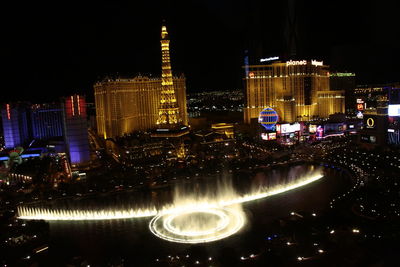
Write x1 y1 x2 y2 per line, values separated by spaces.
17 171 324 243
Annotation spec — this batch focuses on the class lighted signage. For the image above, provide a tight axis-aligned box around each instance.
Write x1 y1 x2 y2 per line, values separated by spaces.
356 111 364 119
286 60 307 66
331 72 356 77
356 99 364 104
261 133 268 140
357 103 364 111
349 124 354 129
249 72 255 78
268 133 276 140
261 132 277 140
361 135 376 144
388 129 395 133
388 104 400 116
286 59 323 67
260 56 279 63
366 117 375 128
311 60 323 67
316 125 324 137
276 124 281 133
280 123 301 134
309 125 317 133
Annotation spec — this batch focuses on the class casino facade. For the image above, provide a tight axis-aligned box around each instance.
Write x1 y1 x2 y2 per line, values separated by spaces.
244 59 345 124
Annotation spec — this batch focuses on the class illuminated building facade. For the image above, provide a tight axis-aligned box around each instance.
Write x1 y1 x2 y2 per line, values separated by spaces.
94 24 188 139
354 84 400 146
62 95 90 166
157 24 181 127
1 103 30 148
354 83 400 116
94 75 187 139
211 123 234 139
31 104 63 140
330 72 356 115
244 60 345 124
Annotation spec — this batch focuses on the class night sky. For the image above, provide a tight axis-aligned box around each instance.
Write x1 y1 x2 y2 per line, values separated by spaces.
2 0 399 102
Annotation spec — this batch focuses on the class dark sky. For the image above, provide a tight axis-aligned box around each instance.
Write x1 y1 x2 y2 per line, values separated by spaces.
1 0 399 102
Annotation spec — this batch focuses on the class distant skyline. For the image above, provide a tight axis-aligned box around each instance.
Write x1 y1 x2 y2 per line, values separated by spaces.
2 0 399 102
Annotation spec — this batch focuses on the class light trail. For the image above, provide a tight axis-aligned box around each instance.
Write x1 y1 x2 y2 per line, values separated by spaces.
17 174 324 221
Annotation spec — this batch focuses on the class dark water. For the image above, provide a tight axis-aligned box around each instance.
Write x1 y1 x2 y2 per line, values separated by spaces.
47 164 351 265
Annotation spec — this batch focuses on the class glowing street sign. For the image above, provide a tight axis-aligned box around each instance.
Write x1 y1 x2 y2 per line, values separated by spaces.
260 56 279 63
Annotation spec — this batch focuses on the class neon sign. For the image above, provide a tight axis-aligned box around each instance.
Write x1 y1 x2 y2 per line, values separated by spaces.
260 56 279 63
286 59 323 67
366 118 375 128
6 104 10 120
286 60 307 66
311 60 323 67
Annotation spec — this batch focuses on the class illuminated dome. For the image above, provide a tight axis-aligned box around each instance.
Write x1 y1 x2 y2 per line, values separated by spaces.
259 108 279 131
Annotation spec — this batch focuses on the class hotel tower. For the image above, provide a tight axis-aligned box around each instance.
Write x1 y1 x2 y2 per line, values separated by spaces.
244 59 345 124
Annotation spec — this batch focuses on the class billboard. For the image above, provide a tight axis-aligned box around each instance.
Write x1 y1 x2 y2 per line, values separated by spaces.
309 125 317 133
280 123 301 134
261 133 277 141
316 125 324 137
361 134 376 144
388 104 400 116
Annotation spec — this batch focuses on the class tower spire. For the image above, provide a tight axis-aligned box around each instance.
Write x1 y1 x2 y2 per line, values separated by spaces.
156 23 181 127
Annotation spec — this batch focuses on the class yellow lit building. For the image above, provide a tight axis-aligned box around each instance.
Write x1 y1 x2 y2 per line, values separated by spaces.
211 123 234 139
244 59 344 123
94 75 188 139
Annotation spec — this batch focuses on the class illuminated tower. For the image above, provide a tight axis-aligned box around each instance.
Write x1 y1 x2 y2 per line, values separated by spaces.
62 95 90 167
156 23 181 127
1 103 30 149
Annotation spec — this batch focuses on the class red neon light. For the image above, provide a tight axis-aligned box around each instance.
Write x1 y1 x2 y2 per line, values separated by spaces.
71 96 75 116
77 95 81 115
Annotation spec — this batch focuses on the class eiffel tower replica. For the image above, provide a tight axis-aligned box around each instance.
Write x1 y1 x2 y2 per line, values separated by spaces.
152 22 189 141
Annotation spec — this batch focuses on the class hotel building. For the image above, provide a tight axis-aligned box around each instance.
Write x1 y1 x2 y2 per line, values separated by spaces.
330 72 356 115
31 104 63 140
244 59 345 124
94 75 187 139
62 95 90 166
94 24 188 139
1 103 30 148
